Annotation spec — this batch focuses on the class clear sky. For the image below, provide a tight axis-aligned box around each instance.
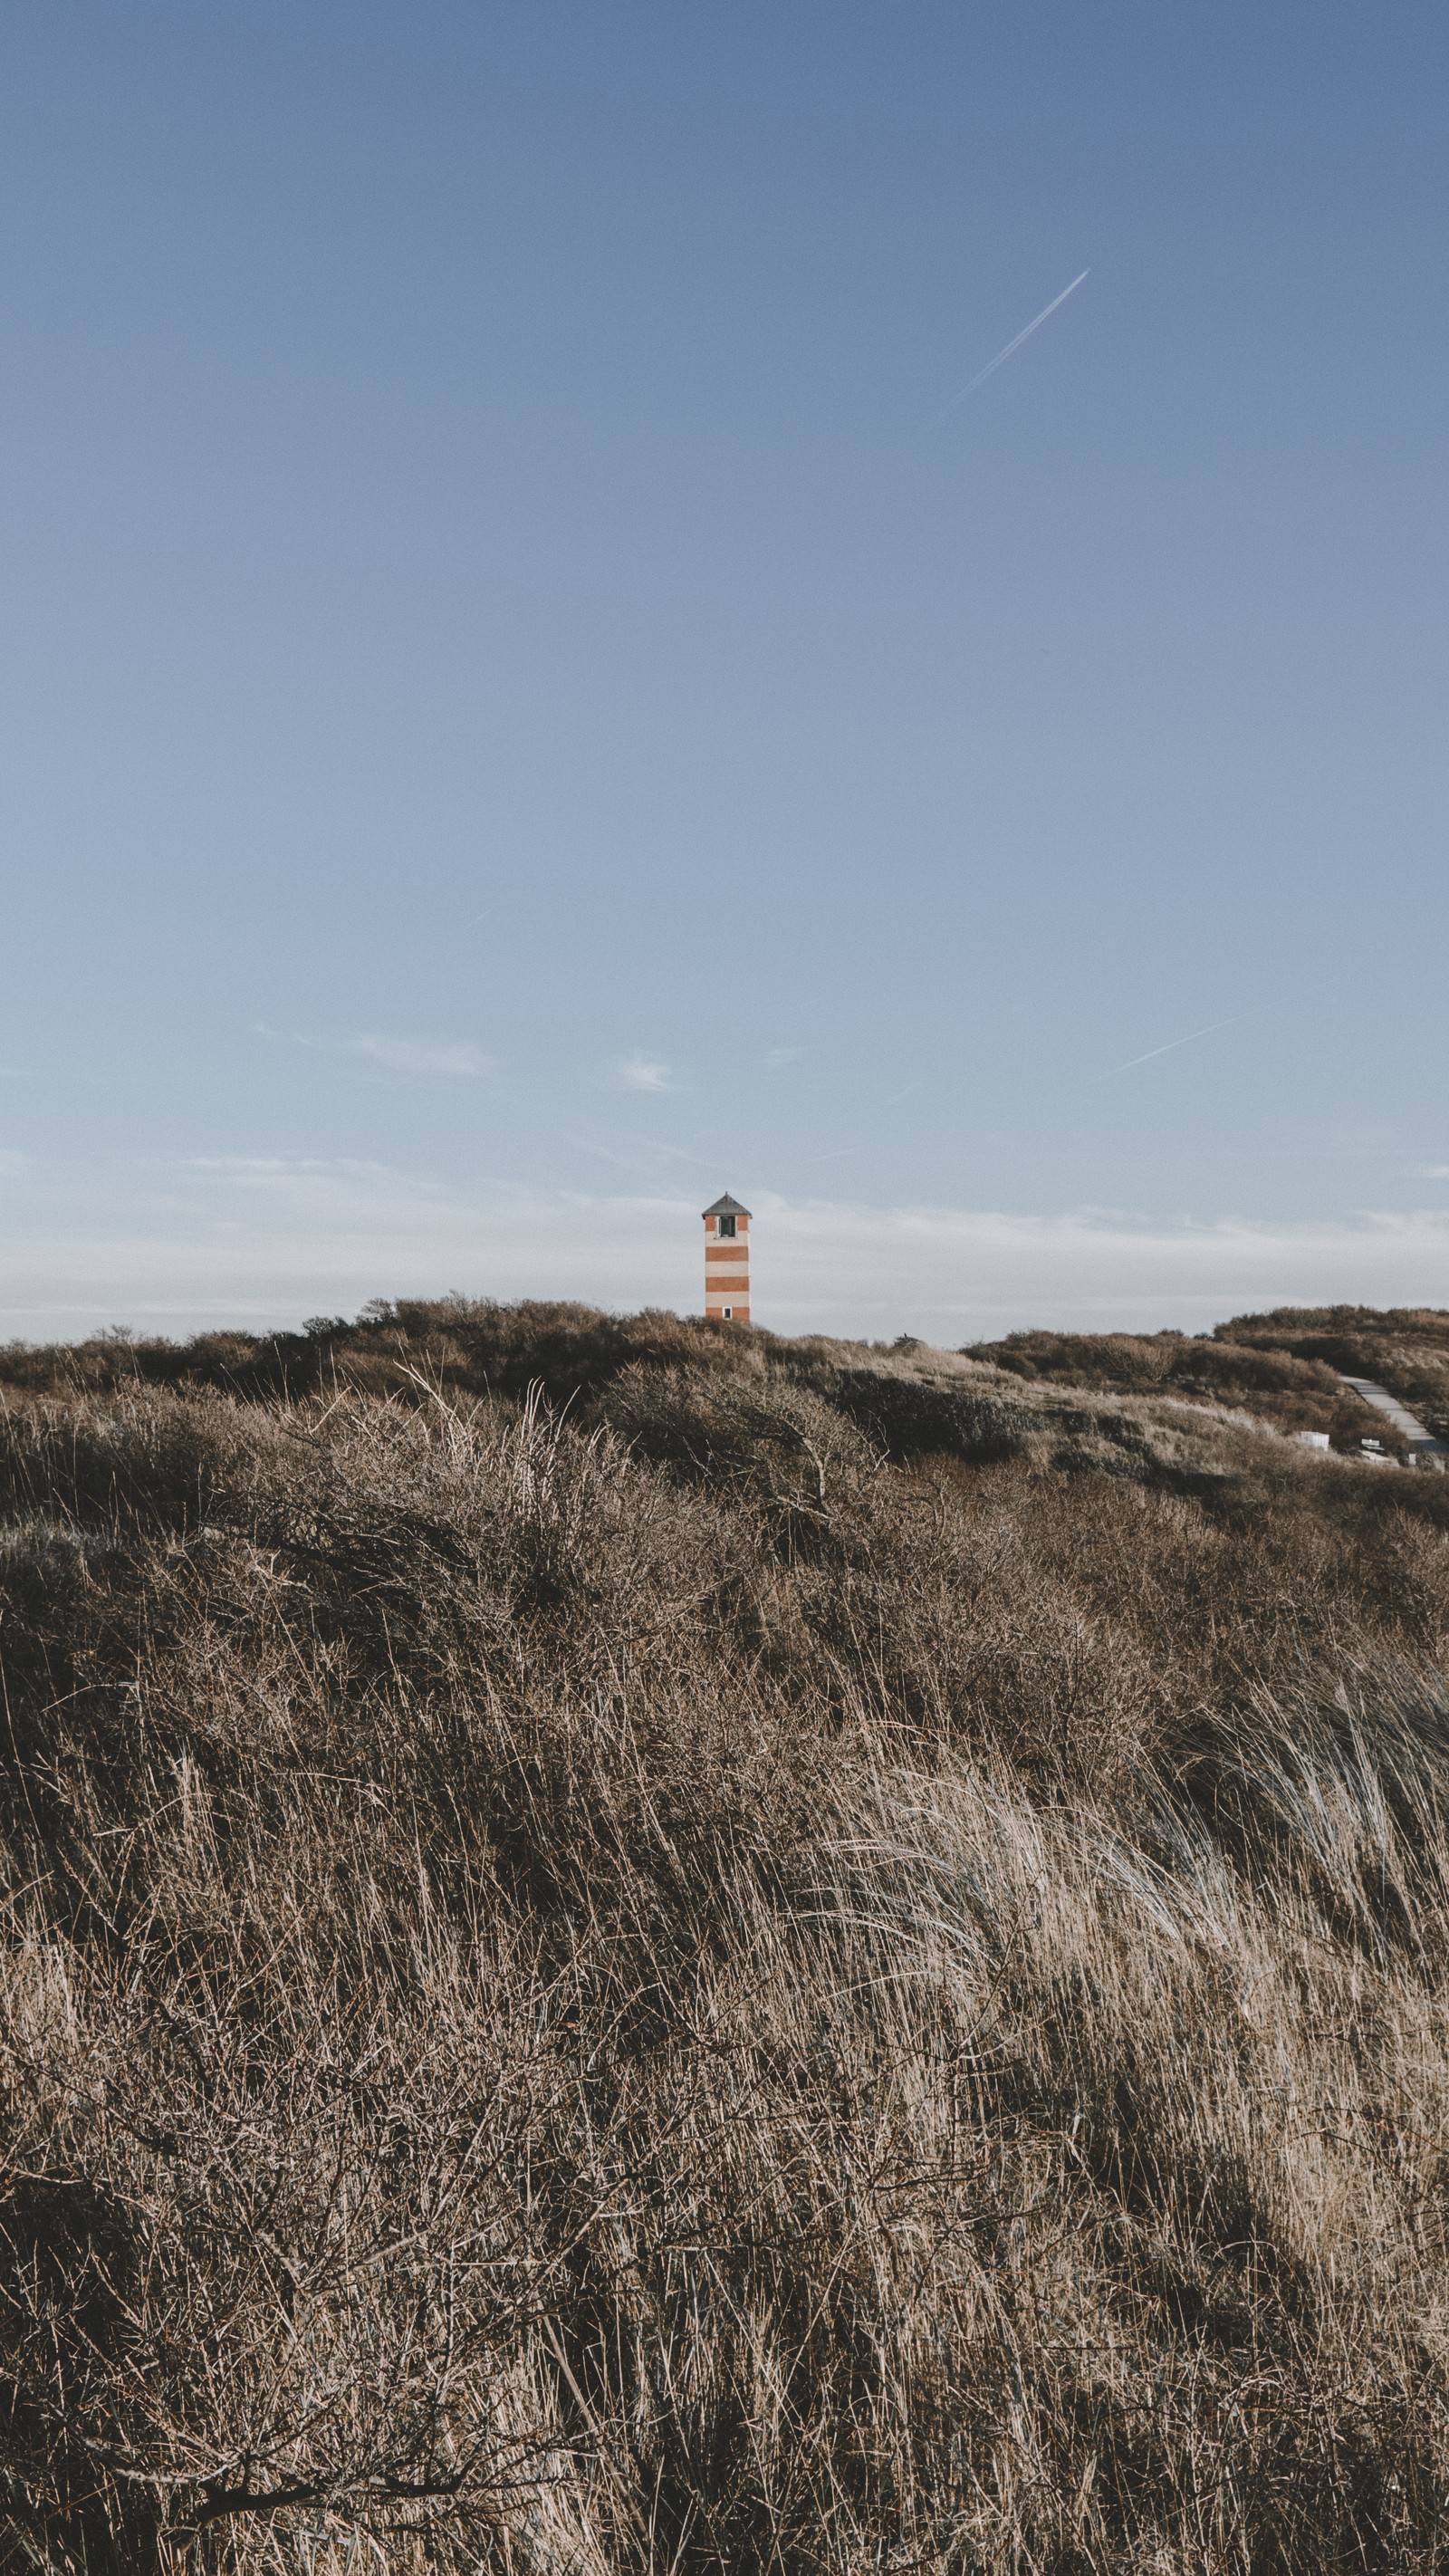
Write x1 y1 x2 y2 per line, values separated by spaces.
3 2 1447 1341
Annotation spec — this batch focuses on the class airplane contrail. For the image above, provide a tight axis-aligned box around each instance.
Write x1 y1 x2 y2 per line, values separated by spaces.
1092 1019 1236 1084
937 269 1089 422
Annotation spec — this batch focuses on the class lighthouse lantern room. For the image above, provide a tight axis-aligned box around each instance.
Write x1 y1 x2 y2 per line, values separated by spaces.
702 1193 752 1323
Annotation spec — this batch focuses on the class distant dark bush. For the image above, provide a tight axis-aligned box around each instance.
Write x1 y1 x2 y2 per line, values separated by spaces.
830 1365 1034 1463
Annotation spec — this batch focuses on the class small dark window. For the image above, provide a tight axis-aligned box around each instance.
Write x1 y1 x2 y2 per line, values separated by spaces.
717 1214 736 1238
723 1306 733 1319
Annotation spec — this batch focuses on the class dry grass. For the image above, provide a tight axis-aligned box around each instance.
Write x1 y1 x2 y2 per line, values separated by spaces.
969 1307 1449 1451
3 1312 1449 2571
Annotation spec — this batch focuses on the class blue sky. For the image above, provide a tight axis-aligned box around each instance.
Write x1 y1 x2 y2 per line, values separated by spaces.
3 2 1447 1340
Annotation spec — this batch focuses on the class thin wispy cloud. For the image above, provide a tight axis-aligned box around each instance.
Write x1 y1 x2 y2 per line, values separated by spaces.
766 1046 805 1071
1408 1163 1449 1181
178 1155 400 1181
1092 1020 1236 1084
561 1120 717 1184
936 269 1089 422
616 1054 677 1093
275 1029 493 1079
344 1036 492 1079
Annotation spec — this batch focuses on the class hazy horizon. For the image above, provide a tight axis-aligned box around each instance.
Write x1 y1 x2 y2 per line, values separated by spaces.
5 1153 1449 1348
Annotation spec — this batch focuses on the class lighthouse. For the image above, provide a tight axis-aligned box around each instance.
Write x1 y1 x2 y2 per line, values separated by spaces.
702 1192 752 1323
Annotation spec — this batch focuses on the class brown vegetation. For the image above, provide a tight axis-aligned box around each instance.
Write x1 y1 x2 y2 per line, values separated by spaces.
970 1306 1449 1452
3 1302 1449 2571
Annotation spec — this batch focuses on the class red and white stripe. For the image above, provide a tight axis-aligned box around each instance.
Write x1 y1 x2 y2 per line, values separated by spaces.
704 1215 750 1322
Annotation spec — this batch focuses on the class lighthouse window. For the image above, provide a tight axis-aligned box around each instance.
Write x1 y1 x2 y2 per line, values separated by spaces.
717 1214 737 1238
722 1306 733 1320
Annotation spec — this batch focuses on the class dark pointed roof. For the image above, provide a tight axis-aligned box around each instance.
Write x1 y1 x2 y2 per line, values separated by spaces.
702 1191 751 1219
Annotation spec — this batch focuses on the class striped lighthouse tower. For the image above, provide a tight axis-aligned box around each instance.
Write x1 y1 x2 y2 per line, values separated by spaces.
702 1192 751 1323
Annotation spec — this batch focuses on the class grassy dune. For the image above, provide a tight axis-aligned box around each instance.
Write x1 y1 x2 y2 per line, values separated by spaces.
967 1306 1449 1454
4 1302 1449 2571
